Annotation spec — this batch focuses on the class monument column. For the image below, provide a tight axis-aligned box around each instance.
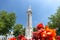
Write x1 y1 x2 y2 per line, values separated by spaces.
27 6 32 28
25 6 33 39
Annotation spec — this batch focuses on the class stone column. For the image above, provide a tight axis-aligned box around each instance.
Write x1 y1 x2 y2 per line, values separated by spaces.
25 6 33 39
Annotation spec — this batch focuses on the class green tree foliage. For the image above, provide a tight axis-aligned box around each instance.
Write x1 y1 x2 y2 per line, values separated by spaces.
33 27 36 32
48 7 60 35
13 24 25 37
0 10 16 35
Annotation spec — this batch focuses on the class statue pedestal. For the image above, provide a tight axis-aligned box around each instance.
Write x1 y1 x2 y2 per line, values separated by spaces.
25 27 33 40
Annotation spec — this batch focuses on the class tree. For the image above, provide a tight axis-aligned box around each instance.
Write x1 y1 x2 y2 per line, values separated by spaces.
13 24 25 37
33 27 36 32
0 10 16 35
48 7 60 35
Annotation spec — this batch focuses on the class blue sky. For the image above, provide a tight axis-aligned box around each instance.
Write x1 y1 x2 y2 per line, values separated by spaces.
0 0 60 27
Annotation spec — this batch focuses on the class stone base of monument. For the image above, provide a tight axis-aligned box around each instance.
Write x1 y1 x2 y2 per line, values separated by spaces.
26 38 32 40
25 36 32 40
